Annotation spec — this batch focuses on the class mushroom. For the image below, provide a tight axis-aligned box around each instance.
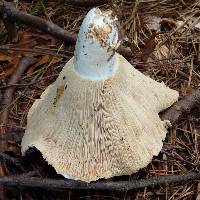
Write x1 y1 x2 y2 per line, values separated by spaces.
21 8 179 183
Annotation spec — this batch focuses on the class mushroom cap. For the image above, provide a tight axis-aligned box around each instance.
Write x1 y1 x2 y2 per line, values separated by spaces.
22 53 179 182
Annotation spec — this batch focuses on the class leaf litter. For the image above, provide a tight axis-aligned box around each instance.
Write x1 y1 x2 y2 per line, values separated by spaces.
0 0 200 199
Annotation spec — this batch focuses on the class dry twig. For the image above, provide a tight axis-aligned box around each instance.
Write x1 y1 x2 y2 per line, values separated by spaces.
0 2 76 44
0 172 200 191
0 1 132 58
0 56 35 150
160 87 200 124
64 0 109 7
0 46 69 58
0 2 18 42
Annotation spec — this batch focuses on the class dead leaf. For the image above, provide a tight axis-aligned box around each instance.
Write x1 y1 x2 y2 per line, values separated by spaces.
17 31 56 48
140 33 157 62
0 52 20 77
0 52 12 62
0 30 59 77
33 55 50 68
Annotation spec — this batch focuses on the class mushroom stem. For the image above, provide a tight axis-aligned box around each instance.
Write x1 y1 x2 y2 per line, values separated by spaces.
74 8 120 80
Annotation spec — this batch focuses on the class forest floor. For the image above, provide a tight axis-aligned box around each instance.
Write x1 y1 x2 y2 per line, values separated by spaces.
0 0 200 199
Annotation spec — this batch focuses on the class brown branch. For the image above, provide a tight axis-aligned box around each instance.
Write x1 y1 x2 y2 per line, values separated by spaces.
64 0 110 7
0 56 35 151
0 2 132 58
0 2 18 42
160 87 200 124
161 150 200 167
0 2 77 44
0 172 200 191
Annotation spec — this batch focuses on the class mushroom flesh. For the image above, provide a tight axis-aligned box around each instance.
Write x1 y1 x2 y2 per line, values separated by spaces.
22 8 179 182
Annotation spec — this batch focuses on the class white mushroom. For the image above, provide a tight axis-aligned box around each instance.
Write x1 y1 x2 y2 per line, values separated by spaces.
21 8 179 183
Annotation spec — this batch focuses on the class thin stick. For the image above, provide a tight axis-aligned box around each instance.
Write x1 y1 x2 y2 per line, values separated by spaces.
0 46 70 58
0 2 132 58
0 2 77 44
0 2 18 42
0 173 200 191
0 56 35 150
64 0 109 7
160 87 200 124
